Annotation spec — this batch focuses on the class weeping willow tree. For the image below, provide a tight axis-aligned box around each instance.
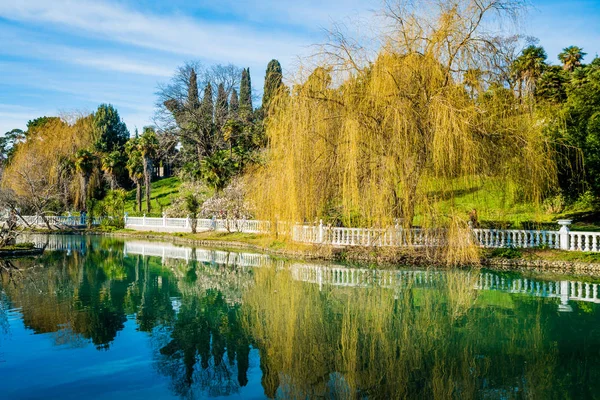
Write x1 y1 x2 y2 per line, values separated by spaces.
250 0 556 264
2 114 98 214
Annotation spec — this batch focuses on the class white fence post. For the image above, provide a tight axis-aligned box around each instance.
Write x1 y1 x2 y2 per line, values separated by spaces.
124 212 128 227
163 212 167 227
318 219 324 243
185 215 190 229
557 219 572 250
143 214 146 227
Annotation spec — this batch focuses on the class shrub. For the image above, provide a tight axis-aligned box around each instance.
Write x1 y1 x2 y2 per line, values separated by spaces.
490 247 522 259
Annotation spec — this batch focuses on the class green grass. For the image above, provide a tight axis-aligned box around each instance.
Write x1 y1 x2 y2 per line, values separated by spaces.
0 242 36 251
418 177 600 231
485 248 600 263
124 177 181 216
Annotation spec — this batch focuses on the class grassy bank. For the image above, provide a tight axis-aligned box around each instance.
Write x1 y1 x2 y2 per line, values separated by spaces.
119 176 600 231
97 228 600 267
124 177 182 216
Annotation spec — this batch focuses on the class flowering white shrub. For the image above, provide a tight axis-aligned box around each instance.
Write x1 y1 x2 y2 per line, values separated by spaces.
164 181 211 218
200 178 255 231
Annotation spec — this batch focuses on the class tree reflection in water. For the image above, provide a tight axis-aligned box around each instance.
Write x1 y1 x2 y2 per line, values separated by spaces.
0 238 254 399
2 236 600 399
242 267 578 399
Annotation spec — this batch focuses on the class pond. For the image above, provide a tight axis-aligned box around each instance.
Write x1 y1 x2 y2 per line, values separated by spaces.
1 235 600 399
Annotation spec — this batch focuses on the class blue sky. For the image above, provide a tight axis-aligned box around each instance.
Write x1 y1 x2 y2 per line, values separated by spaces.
0 0 599 135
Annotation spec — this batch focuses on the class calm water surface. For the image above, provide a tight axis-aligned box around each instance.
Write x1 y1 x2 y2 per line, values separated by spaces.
1 235 600 399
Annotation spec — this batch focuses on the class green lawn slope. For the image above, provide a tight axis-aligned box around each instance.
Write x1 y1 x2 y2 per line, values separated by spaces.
124 177 181 216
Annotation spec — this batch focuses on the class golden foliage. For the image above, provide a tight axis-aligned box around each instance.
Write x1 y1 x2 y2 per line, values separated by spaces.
242 266 558 399
2 114 95 210
249 0 556 264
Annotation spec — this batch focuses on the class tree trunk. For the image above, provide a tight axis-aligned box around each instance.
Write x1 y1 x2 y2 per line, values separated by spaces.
191 216 197 234
143 158 152 212
136 180 142 213
81 175 89 211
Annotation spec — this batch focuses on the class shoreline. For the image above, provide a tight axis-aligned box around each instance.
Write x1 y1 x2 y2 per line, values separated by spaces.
25 228 600 277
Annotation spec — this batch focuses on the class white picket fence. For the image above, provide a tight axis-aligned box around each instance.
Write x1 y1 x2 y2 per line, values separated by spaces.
125 215 270 234
17 215 103 227
10 213 600 252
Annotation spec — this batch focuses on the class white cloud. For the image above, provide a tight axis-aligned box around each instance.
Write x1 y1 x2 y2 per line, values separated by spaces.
0 26 176 77
0 0 316 67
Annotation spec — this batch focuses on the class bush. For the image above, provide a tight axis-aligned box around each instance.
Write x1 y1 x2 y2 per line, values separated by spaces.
543 192 565 214
200 178 254 220
571 190 597 211
490 247 522 259
164 181 211 218
100 217 124 230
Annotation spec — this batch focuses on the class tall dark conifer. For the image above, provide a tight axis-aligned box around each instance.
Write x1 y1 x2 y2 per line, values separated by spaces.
229 88 239 120
187 68 200 110
215 83 229 130
200 83 214 155
262 60 283 111
239 68 253 121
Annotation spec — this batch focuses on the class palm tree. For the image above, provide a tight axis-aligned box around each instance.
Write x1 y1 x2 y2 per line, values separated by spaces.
558 46 586 72
74 149 97 211
200 150 235 191
125 139 144 213
138 127 159 212
511 45 547 97
101 151 122 190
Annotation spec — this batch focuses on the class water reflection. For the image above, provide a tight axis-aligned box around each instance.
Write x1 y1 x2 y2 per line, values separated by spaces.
0 235 599 399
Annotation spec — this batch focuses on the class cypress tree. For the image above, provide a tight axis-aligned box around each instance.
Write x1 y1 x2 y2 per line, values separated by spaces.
215 83 229 130
229 88 239 119
200 83 214 154
187 68 200 110
239 68 253 121
262 59 283 111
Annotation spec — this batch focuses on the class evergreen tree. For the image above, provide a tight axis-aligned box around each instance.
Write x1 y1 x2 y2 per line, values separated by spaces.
187 68 200 110
200 83 214 155
239 68 253 121
229 88 239 120
215 83 229 130
92 104 129 153
138 127 159 212
558 46 586 72
262 60 283 111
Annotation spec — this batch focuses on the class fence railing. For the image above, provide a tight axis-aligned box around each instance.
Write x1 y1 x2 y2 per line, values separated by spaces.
8 213 599 252
17 215 103 227
472 228 561 249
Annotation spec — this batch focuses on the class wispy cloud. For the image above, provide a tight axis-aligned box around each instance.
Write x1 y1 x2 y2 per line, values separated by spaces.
0 0 313 65
0 26 175 77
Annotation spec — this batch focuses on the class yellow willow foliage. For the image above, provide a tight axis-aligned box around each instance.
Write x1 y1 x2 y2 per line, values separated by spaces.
2 115 95 208
242 267 559 399
249 0 556 264
253 52 555 225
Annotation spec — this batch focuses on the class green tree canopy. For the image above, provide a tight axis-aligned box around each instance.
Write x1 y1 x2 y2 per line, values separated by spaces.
512 45 548 96
558 46 586 72
239 68 252 121
93 104 130 153
262 59 283 111
215 83 229 131
229 88 239 120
